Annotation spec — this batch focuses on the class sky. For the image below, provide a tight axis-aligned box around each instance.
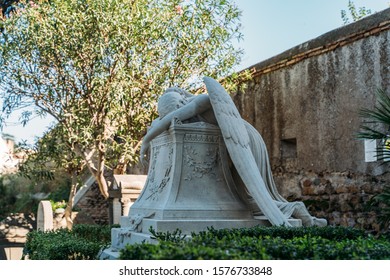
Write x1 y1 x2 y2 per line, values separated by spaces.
235 0 389 70
2 0 390 144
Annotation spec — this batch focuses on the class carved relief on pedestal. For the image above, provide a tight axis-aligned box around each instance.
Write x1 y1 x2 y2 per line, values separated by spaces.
183 145 219 181
145 143 173 201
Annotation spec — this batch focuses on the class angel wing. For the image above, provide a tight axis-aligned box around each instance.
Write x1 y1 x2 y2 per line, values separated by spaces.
203 77 292 227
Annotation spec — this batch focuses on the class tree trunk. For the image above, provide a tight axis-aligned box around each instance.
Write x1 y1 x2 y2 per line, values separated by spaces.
95 166 109 199
64 171 79 230
83 157 109 199
76 145 110 199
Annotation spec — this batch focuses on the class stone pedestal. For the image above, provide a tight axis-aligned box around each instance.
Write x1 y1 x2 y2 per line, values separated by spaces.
101 122 296 259
108 175 147 224
129 122 254 222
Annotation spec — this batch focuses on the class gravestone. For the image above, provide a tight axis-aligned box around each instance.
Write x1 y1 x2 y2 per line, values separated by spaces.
37 200 53 231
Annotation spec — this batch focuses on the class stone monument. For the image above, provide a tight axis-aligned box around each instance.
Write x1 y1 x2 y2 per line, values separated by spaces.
37 200 54 231
101 77 326 259
109 174 147 225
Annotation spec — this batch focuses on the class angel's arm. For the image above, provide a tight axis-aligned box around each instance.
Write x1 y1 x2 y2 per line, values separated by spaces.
140 94 211 163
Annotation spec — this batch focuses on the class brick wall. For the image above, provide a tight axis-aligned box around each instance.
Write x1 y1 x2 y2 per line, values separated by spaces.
74 182 109 225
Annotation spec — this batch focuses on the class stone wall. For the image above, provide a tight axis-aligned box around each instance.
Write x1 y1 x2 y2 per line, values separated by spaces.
273 169 388 232
74 182 109 225
233 8 390 231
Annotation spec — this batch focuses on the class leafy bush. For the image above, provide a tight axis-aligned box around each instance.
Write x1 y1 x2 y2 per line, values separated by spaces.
24 224 390 260
24 224 117 260
366 185 390 230
119 226 390 260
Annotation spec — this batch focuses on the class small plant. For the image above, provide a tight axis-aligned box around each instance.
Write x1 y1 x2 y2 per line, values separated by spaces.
341 0 372 25
50 200 67 211
149 226 187 242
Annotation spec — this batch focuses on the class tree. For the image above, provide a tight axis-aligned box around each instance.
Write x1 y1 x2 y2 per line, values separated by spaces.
358 89 390 231
341 0 372 25
0 0 248 201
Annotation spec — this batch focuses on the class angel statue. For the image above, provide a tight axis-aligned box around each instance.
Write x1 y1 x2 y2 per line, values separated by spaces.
140 77 327 227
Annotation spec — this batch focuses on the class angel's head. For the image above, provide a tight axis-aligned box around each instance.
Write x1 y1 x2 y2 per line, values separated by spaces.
157 87 194 118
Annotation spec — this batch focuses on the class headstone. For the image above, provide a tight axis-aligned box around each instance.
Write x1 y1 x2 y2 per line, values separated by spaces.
4 247 23 260
37 200 53 231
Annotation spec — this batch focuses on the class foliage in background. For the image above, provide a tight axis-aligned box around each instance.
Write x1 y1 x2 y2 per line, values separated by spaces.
358 89 390 231
341 0 372 25
358 89 390 148
0 0 249 202
366 186 390 231
0 170 70 220
0 174 30 219
0 132 71 220
17 125 85 229
50 199 67 211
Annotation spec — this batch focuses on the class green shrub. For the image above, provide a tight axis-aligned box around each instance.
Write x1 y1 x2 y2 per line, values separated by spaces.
24 224 390 260
366 185 390 230
119 226 390 260
24 224 117 260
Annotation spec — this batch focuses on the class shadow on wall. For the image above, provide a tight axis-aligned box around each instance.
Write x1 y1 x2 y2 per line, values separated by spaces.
0 213 35 260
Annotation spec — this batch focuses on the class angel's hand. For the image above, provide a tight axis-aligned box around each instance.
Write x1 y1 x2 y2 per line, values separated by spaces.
172 117 183 125
140 141 150 167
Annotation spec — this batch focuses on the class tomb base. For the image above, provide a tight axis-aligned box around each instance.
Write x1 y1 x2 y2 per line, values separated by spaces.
100 216 301 260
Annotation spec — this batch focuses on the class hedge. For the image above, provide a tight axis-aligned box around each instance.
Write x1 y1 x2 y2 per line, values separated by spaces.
24 224 117 260
24 224 390 260
119 226 390 260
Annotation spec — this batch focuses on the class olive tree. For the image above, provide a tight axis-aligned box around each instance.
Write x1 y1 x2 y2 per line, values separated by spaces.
0 0 248 200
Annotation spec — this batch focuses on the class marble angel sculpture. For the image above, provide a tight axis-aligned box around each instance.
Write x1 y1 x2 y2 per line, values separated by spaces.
140 77 327 227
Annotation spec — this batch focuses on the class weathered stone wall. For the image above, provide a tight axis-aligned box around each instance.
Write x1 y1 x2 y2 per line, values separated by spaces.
273 169 388 232
233 8 390 231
